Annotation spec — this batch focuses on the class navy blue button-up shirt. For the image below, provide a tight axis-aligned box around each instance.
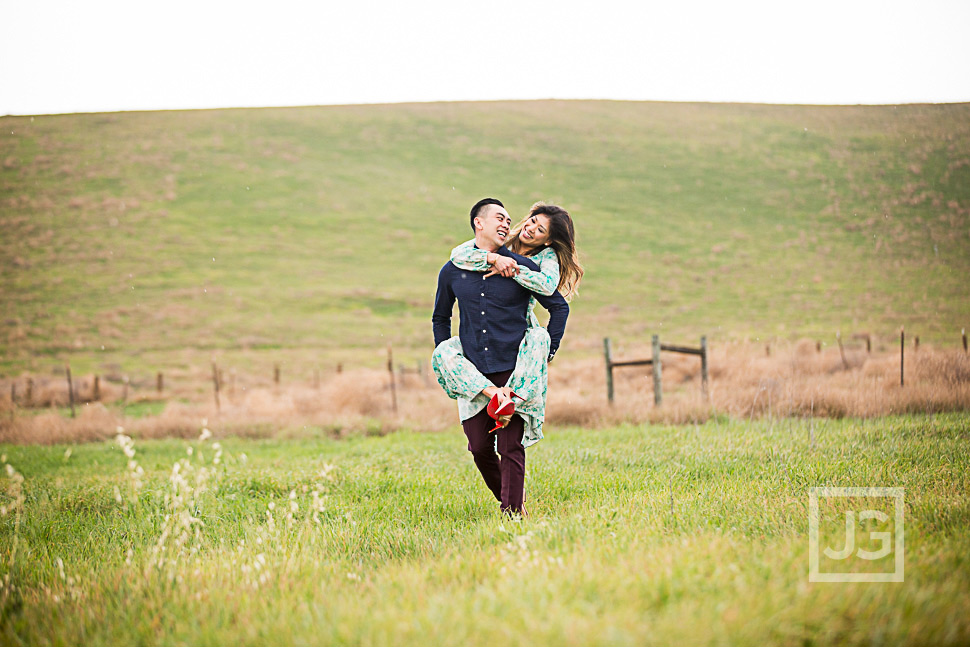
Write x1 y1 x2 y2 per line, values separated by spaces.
432 246 569 375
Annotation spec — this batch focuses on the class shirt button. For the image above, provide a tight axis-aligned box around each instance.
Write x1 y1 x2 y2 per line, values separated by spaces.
481 293 484 296
485 347 488 351
481 311 485 315
482 329 486 333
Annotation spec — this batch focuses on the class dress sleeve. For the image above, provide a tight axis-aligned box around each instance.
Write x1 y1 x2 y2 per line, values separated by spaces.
513 248 559 296
450 240 490 272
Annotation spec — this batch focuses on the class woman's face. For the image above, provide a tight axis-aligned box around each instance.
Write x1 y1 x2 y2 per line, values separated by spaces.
518 213 551 248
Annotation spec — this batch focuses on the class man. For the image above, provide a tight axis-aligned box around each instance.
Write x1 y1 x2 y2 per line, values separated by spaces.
432 198 569 516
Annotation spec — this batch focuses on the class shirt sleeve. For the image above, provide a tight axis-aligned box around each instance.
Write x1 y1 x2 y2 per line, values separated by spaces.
449 240 490 272
513 250 559 296
431 264 456 347
532 289 569 357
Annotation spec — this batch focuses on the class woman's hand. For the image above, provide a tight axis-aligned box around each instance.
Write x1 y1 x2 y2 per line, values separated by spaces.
484 253 519 278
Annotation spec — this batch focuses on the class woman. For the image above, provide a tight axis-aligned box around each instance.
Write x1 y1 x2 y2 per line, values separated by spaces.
432 202 584 448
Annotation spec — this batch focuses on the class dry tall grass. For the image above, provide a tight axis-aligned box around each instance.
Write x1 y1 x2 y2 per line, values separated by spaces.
551 339 970 426
1 341 968 444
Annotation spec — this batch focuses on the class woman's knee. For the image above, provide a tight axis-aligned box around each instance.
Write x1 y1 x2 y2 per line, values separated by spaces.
432 336 464 365
523 327 550 353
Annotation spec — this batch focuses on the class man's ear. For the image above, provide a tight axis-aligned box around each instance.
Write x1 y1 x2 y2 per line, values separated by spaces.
473 217 483 231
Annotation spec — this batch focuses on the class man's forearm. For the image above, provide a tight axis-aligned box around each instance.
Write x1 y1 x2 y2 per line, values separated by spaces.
432 267 456 347
432 317 452 347
545 301 569 354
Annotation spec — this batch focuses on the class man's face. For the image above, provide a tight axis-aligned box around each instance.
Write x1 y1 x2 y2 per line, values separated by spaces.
474 204 512 249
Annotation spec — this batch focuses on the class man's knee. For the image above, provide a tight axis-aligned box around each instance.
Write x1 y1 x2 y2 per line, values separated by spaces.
467 436 497 457
496 419 525 457
464 424 495 456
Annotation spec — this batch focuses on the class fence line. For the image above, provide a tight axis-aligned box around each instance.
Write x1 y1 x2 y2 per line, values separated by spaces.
4 326 965 414
604 335 708 406
66 363 76 418
387 345 398 414
900 327 905 387
211 361 221 412
397 359 429 387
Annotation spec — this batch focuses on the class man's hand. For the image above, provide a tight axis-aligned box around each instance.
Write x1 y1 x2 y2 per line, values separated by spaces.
484 253 519 278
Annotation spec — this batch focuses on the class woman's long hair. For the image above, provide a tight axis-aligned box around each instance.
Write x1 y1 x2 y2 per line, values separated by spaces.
508 202 584 300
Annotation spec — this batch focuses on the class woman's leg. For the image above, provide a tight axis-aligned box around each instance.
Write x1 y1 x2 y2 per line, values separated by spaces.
431 336 493 401
506 326 550 447
507 327 550 403
433 330 549 446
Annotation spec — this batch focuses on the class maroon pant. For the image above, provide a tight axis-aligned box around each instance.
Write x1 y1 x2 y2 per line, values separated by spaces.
462 369 525 514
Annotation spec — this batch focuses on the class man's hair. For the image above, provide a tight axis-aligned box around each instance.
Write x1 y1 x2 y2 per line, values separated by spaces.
469 198 504 232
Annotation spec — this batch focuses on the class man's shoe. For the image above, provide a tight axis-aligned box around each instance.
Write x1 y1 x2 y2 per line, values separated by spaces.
501 505 528 520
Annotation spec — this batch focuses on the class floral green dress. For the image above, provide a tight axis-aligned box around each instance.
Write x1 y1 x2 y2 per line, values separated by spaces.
431 241 559 447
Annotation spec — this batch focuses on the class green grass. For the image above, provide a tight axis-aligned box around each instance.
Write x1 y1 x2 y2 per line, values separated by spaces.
15 399 172 421
119 400 168 418
2 102 969 380
1 413 968 645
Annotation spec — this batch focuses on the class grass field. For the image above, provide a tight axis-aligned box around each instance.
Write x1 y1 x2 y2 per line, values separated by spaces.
3 100 968 644
1 413 968 645
2 101 969 383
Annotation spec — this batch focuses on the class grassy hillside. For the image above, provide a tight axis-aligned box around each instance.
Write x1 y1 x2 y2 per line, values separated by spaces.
1 414 968 645
2 101 969 379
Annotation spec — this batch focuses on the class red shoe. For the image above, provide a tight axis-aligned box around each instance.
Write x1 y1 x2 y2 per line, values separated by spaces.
487 390 523 433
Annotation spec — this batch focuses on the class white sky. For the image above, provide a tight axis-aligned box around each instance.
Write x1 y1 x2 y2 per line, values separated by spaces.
2 0 969 115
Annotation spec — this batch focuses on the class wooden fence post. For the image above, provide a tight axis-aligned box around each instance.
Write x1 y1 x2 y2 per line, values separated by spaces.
157 372 163 393
900 327 905 387
816 340 821 353
66 364 76 418
93 375 101 401
274 365 280 386
26 377 33 407
914 335 920 351
605 334 705 405
701 336 709 401
387 345 398 413
836 332 849 370
866 334 871 354
963 328 967 353
603 337 614 404
212 361 221 412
